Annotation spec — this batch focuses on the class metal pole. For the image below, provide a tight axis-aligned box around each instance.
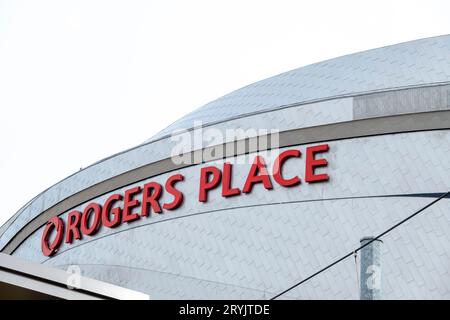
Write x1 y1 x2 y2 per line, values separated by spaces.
359 236 382 300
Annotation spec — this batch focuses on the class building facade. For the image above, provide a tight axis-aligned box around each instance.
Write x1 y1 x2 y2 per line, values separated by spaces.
1 35 450 299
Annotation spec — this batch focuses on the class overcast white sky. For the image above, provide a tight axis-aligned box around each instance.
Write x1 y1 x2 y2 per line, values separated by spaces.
0 0 449 226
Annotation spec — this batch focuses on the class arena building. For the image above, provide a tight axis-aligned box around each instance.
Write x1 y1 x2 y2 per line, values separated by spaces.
1 35 450 299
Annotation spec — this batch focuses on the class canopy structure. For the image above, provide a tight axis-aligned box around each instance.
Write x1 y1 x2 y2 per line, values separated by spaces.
0 253 149 299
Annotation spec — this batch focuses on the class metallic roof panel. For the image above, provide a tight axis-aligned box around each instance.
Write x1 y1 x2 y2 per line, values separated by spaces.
150 35 450 141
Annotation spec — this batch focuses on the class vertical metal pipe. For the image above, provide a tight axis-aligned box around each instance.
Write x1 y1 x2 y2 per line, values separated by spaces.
360 237 382 300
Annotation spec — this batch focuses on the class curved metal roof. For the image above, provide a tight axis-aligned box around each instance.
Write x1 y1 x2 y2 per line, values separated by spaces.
149 34 450 141
2 34 450 252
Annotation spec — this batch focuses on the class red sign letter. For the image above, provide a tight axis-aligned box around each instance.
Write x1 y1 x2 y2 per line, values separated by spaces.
41 216 64 257
222 163 241 197
273 149 301 187
163 174 184 210
81 203 102 236
199 166 222 202
141 182 162 216
305 144 329 183
102 194 123 228
123 186 142 222
243 156 273 193
65 210 82 244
